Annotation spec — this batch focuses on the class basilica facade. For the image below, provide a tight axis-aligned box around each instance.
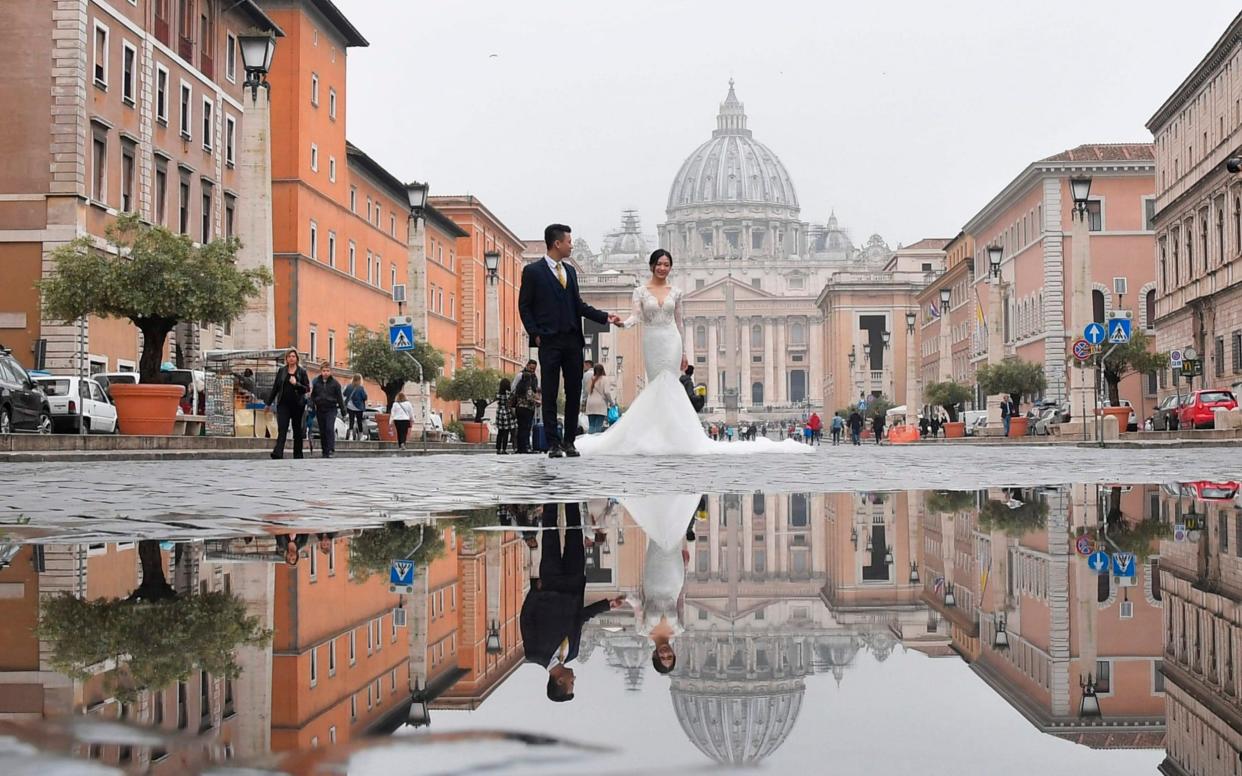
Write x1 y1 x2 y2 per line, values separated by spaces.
577 82 896 416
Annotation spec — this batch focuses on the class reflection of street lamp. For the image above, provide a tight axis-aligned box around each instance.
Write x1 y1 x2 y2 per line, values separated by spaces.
994 615 1010 648
944 582 956 607
601 345 609 361
1079 673 1102 717
486 620 502 655
909 561 919 584
409 680 431 728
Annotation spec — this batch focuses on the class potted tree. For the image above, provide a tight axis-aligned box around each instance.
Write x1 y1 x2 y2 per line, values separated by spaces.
1101 330 1168 432
39 215 271 435
924 380 973 438
435 366 507 444
348 327 443 442
976 358 1047 438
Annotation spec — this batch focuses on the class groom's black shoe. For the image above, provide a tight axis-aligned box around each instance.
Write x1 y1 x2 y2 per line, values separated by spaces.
562 442 580 458
547 446 564 459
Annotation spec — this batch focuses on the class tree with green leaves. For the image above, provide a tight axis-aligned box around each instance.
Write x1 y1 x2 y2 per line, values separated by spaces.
924 380 972 422
38 214 271 383
436 366 509 422
348 327 444 412
925 490 977 514
1101 330 1168 406
348 522 447 582
37 540 271 703
978 494 1049 536
867 394 895 420
976 358 1047 410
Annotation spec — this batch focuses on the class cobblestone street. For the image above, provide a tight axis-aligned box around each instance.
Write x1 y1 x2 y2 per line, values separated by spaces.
4 444 1240 541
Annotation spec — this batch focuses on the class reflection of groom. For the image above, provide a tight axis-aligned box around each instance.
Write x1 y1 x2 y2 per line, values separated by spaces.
518 224 621 457
521 502 622 702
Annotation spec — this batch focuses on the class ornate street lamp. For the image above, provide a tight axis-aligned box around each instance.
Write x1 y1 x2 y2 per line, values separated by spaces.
987 244 1003 277
863 343 872 359
848 346 856 368
939 287 951 311
850 526 859 549
486 620 502 655
405 181 429 218
408 680 431 728
881 330 891 349
237 32 277 99
601 345 609 361
944 582 956 607
1079 673 1102 717
884 545 894 564
484 250 500 283
905 310 917 333
994 615 1010 649
909 561 920 584
1069 176 1093 216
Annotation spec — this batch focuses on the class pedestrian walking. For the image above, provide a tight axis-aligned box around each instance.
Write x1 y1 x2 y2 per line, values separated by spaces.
310 362 347 458
830 413 844 445
303 395 316 455
512 359 540 454
1000 395 1012 437
872 413 886 445
583 364 612 434
343 374 368 441
495 378 517 454
807 412 823 445
389 392 414 450
847 410 864 446
266 348 310 459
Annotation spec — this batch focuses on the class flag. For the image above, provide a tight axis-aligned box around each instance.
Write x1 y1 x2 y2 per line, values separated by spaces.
929 302 940 319
974 286 988 339
933 576 945 593
980 555 992 597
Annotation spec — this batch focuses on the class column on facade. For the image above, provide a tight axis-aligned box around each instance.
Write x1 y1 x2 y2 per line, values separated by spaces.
809 316 823 407
708 494 721 575
707 320 719 403
763 318 775 405
742 221 752 260
776 496 788 576
742 498 754 578
775 320 787 404
713 222 723 256
740 316 752 402
683 316 694 365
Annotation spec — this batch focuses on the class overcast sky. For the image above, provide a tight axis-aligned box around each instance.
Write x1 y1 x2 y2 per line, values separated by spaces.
342 1 1239 250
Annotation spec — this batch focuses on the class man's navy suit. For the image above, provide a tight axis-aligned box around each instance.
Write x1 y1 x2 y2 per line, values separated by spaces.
517 259 610 449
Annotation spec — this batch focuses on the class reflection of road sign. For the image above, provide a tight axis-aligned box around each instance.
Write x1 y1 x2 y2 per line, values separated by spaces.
389 559 415 589
1087 551 1110 574
1075 535 1094 556
390 323 414 351
1083 322 1106 346
1107 318 1132 344
1169 349 1184 368
1111 552 1136 577
1174 523 1187 542
1071 339 1092 362
1183 513 1204 531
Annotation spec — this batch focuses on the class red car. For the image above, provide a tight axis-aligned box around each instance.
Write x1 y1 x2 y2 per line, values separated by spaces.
1176 389 1238 429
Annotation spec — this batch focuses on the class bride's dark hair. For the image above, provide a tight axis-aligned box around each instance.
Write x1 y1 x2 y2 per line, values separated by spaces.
649 249 673 270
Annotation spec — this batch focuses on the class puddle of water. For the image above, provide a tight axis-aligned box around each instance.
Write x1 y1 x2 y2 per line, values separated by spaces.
0 481 1237 773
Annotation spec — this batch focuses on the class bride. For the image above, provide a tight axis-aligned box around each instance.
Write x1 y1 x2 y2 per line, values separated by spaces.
576 249 812 457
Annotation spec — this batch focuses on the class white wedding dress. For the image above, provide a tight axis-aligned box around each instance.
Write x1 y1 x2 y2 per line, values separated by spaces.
621 495 700 638
575 285 813 457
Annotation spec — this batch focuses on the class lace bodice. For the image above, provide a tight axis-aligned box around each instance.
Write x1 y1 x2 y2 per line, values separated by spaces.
622 285 684 331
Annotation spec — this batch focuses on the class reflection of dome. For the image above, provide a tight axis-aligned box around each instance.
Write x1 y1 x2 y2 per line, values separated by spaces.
862 630 896 663
604 632 650 692
667 80 799 212
812 633 862 684
671 680 804 766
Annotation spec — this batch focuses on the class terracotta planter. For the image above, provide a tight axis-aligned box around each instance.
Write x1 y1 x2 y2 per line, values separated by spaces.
110 383 185 436
376 412 396 442
1098 406 1130 431
943 421 966 438
1008 417 1029 438
463 421 489 444
890 424 919 444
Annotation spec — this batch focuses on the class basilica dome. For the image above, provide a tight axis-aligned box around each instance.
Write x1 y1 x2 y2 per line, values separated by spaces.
666 81 799 213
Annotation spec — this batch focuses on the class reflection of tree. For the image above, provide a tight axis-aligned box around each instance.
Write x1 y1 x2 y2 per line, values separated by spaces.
1102 486 1169 562
925 490 975 514
348 522 446 582
37 540 270 702
453 506 501 538
978 496 1049 536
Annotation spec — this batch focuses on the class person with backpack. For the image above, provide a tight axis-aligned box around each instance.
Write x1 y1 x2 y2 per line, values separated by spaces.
343 375 368 441
847 410 864 446
830 413 845 445
512 360 540 453
680 364 706 412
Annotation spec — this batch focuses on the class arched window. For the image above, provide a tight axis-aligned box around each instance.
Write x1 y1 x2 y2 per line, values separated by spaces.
789 322 805 346
1092 290 1106 324
1145 289 1156 330
751 324 763 350
695 325 707 349
789 370 807 403
789 494 809 527
752 381 764 406
752 493 765 515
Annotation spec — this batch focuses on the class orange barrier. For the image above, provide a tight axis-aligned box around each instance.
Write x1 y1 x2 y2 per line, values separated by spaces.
888 424 920 444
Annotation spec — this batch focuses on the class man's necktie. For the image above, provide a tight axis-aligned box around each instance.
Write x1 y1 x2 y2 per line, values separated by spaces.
556 262 566 288
558 637 569 663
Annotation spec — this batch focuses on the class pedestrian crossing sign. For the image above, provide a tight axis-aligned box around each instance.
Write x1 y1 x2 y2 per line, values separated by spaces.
1107 317 1131 344
389 321 415 351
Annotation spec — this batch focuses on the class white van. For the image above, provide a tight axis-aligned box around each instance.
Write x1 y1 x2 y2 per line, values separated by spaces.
962 410 988 436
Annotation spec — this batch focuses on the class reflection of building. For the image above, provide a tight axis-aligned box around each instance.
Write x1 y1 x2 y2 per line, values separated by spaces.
918 486 1166 748
577 82 898 414
1156 481 1242 773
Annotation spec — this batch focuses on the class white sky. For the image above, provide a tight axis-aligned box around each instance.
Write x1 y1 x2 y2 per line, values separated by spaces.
341 0 1239 248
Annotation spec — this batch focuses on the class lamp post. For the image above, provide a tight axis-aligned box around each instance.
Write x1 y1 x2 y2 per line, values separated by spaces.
909 561 920 584
905 309 919 423
938 287 952 385
1068 175 1094 437
486 620 502 655
232 32 279 349
405 181 431 447
483 249 501 370
944 582 956 607
985 243 1008 432
1079 673 1102 717
994 614 1010 648
409 680 431 728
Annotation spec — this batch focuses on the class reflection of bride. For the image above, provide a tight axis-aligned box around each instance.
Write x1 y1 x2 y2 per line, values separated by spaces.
576 250 813 457
622 494 702 675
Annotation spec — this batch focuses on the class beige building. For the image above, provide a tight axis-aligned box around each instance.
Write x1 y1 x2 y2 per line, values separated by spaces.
916 232 980 412
1147 11 1242 399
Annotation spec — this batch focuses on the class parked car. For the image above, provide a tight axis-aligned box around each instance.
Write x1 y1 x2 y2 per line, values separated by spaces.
962 410 987 436
1176 389 1238 429
1152 394 1182 431
32 376 118 433
93 371 139 399
0 348 52 434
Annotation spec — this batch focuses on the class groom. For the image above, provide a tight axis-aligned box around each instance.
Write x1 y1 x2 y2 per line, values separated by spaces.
519 224 621 457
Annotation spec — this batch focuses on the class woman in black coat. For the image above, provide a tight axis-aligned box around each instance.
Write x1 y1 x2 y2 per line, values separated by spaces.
266 349 311 459
871 413 886 445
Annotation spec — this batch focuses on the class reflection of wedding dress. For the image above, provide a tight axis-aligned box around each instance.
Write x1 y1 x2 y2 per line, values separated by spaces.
622 495 700 638
576 285 813 457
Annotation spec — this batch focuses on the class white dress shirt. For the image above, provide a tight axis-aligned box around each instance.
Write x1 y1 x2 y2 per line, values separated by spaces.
544 255 566 281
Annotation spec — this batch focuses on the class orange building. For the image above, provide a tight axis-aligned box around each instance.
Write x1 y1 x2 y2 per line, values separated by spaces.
429 196 527 376
263 0 412 371
423 207 469 421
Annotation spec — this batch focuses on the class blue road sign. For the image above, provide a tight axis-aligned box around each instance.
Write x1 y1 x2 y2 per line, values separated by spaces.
1087 551 1110 574
390 323 414 351
1107 317 1132 344
1083 322 1106 346
1111 551 1137 577
390 559 415 587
